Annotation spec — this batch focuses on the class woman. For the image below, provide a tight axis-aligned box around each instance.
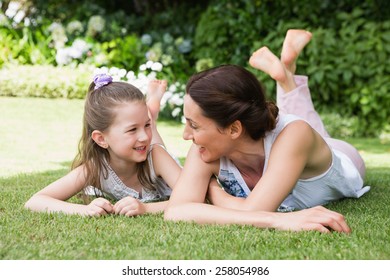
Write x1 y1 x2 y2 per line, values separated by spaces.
164 29 369 233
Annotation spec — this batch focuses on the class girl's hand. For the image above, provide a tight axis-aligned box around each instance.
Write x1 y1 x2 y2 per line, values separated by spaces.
113 196 146 217
85 197 114 216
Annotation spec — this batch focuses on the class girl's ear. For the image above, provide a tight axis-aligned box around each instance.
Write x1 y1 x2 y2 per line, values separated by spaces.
91 130 108 149
229 120 243 140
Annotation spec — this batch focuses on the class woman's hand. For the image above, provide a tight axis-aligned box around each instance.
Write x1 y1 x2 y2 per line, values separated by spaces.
273 206 351 233
113 196 146 217
85 197 114 216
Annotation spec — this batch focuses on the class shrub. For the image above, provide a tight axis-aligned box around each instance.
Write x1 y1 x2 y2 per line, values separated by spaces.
0 65 92 99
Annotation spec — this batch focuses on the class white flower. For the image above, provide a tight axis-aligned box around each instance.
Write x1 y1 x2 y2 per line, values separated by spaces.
146 60 154 69
170 94 184 106
161 91 173 107
72 39 89 53
55 48 72 65
163 33 174 44
147 72 157 80
171 107 181 118
141 34 152 45
126 71 136 81
138 73 147 80
117 68 127 78
88 15 105 32
68 47 83 59
139 64 147 71
93 68 107 77
109 67 120 75
48 22 67 49
169 84 177 92
151 62 163 72
66 20 84 35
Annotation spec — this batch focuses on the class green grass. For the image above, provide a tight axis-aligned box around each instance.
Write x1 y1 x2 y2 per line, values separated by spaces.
1 96 390 260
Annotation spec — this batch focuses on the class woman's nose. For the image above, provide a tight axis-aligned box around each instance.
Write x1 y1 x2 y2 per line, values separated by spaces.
182 123 193 141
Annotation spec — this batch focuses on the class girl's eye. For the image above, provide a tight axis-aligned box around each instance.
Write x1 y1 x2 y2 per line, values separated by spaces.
145 123 151 128
127 128 136 133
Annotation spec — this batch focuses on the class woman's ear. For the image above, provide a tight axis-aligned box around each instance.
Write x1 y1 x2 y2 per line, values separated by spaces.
229 120 243 139
91 130 108 149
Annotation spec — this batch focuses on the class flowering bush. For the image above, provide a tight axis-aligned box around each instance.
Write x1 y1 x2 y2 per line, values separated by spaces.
94 64 186 122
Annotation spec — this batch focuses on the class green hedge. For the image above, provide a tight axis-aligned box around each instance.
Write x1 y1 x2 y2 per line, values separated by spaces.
193 2 390 137
0 65 91 99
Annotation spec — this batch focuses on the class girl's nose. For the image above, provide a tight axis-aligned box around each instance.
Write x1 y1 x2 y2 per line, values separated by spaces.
138 129 150 142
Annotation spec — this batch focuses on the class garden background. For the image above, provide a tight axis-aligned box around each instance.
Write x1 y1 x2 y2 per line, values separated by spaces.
1 0 390 260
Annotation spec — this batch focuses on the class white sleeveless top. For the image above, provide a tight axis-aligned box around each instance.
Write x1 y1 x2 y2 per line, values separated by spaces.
218 114 370 211
86 144 173 202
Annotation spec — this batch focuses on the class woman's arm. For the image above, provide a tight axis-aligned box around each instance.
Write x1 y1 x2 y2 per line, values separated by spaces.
165 202 350 233
207 178 246 209
24 165 113 216
243 121 331 212
165 138 349 233
209 121 323 212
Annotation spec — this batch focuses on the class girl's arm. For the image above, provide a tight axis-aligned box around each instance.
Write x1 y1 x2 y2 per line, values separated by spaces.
113 196 169 216
24 165 113 216
113 144 182 216
165 142 350 233
152 144 182 189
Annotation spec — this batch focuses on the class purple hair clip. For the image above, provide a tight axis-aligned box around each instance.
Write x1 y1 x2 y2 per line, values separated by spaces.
93 73 113 90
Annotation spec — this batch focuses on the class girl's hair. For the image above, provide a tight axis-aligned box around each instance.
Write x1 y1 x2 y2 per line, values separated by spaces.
71 79 155 197
186 64 279 140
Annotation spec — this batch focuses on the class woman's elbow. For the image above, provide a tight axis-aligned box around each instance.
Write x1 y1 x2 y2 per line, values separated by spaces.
24 197 34 210
24 194 41 211
164 204 186 222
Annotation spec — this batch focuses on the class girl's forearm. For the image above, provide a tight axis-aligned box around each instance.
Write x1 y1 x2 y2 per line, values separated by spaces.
24 194 87 215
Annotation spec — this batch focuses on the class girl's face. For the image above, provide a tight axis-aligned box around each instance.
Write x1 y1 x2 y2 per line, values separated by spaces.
183 95 232 162
103 101 152 164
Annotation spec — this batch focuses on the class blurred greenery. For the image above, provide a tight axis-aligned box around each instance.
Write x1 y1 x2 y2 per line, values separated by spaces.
0 0 389 136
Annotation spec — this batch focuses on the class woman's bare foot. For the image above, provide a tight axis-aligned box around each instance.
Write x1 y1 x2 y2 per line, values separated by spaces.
249 46 295 92
281 29 312 74
147 79 167 121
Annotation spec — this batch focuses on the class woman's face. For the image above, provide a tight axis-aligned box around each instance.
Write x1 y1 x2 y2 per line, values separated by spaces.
183 94 232 162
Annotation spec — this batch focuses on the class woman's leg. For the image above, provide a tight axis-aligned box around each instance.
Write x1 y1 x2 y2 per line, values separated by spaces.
250 29 366 178
276 77 366 178
276 76 330 137
277 29 330 136
249 36 330 137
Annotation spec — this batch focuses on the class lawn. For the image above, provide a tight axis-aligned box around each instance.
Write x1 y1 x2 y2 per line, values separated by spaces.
1 96 390 260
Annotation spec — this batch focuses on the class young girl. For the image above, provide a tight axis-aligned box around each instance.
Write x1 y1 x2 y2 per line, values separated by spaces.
25 74 181 216
164 29 369 233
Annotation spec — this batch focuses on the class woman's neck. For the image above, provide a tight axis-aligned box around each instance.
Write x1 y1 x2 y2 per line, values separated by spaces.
225 138 264 189
228 138 265 173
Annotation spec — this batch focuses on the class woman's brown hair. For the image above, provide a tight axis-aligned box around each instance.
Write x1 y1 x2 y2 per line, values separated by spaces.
186 64 279 140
